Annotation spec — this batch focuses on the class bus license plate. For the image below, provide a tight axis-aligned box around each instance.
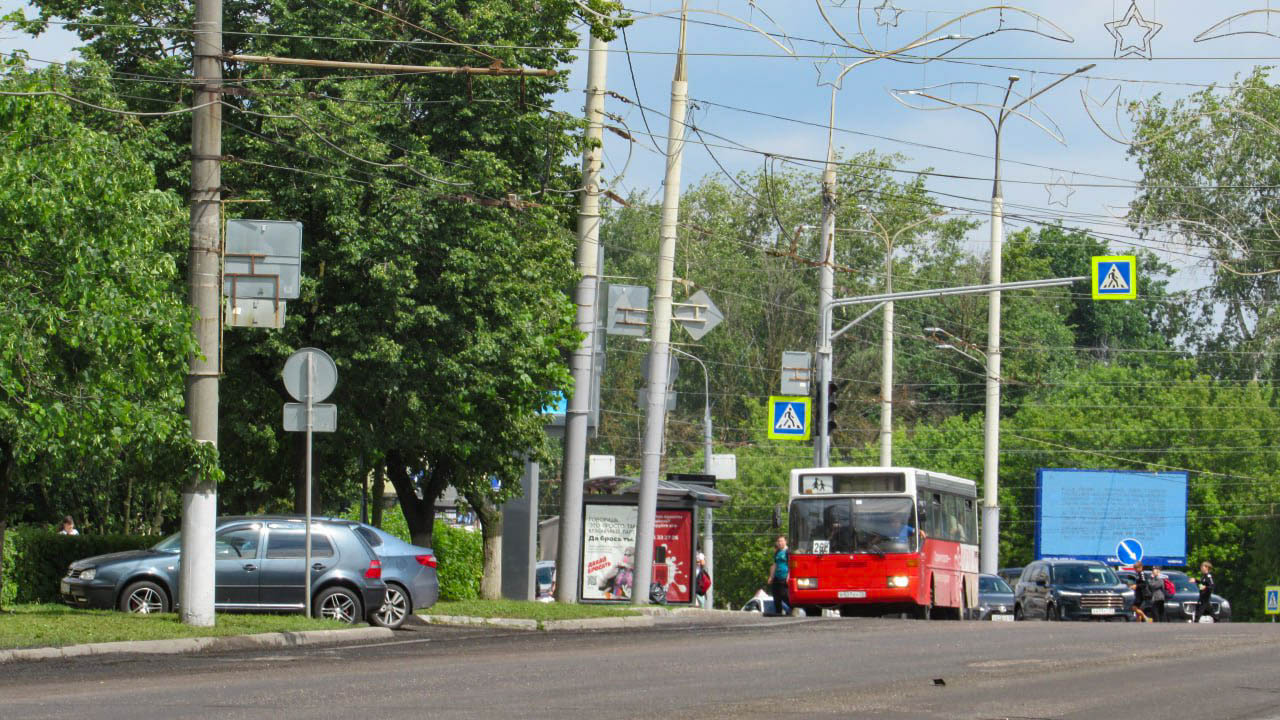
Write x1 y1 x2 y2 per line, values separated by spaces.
1091 608 1115 615
838 591 866 599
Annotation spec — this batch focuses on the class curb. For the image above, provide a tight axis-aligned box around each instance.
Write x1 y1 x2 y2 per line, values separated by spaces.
420 614 539 630
0 626 393 664
420 613 660 632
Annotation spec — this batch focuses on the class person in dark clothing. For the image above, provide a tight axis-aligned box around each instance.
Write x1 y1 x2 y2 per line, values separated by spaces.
1129 560 1150 622
767 535 791 617
1191 561 1216 622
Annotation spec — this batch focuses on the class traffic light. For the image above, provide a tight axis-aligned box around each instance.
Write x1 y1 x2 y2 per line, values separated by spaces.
826 381 841 435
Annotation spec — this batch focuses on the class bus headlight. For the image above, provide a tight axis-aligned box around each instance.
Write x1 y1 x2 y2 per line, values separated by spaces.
888 575 910 588
795 577 818 590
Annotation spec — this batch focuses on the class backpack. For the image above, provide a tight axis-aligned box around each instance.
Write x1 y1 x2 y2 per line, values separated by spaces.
1163 577 1176 598
696 569 712 596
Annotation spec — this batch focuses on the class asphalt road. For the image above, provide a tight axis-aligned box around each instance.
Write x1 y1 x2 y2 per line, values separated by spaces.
2 614 1279 720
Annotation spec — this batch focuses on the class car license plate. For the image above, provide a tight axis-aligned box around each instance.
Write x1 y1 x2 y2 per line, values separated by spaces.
60 580 70 595
838 590 866 599
991 614 1015 622
1091 608 1116 615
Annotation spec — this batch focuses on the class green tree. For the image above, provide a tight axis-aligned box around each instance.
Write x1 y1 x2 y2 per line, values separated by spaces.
0 60 196 603
1128 66 1280 382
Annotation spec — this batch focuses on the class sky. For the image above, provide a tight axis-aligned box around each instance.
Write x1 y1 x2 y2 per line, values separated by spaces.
5 0 1280 294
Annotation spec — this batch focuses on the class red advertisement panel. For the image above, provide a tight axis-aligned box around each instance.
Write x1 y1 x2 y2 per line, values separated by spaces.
654 510 693 603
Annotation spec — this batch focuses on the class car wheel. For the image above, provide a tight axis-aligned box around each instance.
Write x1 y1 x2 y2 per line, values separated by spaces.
119 580 170 615
1046 603 1059 621
370 583 409 629
1014 604 1023 621
314 586 363 624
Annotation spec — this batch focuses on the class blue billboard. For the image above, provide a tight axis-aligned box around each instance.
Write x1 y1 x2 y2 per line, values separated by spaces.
1035 468 1187 566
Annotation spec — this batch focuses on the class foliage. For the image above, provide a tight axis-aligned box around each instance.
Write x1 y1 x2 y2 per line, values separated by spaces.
0 602 348 650
1 528 157 605
431 521 484 602
1127 67 1280 382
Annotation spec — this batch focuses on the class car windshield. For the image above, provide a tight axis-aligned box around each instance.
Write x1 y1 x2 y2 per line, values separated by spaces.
790 497 917 554
152 532 181 552
1053 564 1118 585
980 575 1012 594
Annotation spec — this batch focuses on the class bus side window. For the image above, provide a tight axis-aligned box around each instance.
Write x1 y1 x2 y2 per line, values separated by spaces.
929 493 943 538
944 494 964 542
963 498 977 543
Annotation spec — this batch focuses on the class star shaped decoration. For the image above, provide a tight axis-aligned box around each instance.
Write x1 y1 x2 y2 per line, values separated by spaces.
874 0 904 28
1045 175 1075 208
1104 1 1163 60
813 49 850 90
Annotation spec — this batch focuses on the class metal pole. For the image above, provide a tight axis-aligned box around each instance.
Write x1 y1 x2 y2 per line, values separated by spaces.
179 0 222 628
696 351 713 610
557 34 608 604
879 250 893 467
981 76 1016 577
304 353 313 618
634 4 689 605
816 146 837 468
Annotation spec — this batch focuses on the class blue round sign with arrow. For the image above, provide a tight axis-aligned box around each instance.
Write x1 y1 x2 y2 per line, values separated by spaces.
1116 538 1143 565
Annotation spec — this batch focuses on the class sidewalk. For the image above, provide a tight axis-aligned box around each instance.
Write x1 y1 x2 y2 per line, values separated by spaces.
1 606 776 664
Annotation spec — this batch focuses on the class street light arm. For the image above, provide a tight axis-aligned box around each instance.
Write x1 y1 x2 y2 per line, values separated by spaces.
1001 64 1096 130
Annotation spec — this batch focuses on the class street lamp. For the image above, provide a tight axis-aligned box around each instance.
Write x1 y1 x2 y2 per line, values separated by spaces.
923 327 988 366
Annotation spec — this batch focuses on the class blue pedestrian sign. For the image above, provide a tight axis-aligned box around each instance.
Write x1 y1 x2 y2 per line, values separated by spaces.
768 396 811 441
1092 255 1137 300
1266 586 1280 616
1116 538 1143 565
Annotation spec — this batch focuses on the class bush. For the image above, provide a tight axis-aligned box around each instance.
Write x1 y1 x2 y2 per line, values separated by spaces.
1 527 156 606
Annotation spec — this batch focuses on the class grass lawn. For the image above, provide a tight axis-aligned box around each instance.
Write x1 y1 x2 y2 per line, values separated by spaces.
0 603 351 650
425 599 642 621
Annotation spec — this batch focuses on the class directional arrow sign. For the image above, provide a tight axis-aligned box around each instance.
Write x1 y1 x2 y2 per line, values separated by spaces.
674 290 724 341
1116 538 1143 565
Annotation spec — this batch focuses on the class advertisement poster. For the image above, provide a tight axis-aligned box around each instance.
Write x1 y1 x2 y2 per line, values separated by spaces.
654 510 693 603
1035 468 1188 565
581 504 639 601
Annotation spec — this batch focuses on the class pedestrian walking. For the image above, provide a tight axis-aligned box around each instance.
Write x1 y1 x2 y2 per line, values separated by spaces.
1191 561 1216 622
1129 561 1150 622
767 535 791 617
695 552 712 608
57 516 78 535
1147 566 1169 622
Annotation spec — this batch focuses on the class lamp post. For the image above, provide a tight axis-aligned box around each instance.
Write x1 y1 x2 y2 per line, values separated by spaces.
897 64 1095 574
667 344 714 609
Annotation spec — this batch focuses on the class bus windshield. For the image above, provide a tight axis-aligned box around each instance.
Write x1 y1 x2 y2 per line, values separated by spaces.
790 497 917 554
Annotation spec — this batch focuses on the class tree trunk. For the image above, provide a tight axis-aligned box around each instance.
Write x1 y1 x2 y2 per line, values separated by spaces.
0 438 13 610
464 488 503 600
371 463 385 528
386 450 448 549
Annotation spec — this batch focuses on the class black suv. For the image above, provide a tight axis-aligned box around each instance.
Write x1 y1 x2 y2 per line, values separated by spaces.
60 516 397 627
1013 559 1135 621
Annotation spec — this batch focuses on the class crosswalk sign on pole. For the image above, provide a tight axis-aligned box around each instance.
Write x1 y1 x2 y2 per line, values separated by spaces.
1266 586 1280 616
1091 255 1137 300
768 396 811 441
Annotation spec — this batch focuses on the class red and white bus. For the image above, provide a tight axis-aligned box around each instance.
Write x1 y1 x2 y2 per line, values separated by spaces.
786 466 979 618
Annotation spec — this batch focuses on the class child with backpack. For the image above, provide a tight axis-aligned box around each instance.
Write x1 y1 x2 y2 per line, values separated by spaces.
1148 566 1170 622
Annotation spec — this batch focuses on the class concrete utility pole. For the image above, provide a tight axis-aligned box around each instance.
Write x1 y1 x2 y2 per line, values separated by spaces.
815 149 837 469
181 0 222 627
556 35 608 605
634 2 690 605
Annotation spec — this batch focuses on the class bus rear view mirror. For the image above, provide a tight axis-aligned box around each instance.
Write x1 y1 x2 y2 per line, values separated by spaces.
772 504 782 529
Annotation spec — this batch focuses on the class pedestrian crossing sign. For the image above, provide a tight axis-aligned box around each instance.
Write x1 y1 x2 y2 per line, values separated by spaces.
1091 255 1137 300
1266 586 1280 616
768 396 811 441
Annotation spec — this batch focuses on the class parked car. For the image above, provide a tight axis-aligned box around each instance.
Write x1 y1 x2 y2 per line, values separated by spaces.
536 561 556 601
345 522 439 627
1116 569 1231 622
741 591 776 615
997 567 1023 589
1013 559 1134 621
60 516 394 626
969 573 1015 621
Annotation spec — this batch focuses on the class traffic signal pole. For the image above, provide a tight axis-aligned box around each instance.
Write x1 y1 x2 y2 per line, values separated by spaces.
181 0 222 627
556 34 608 604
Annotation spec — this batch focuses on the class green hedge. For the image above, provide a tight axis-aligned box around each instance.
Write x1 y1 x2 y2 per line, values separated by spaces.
1 528 156 606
